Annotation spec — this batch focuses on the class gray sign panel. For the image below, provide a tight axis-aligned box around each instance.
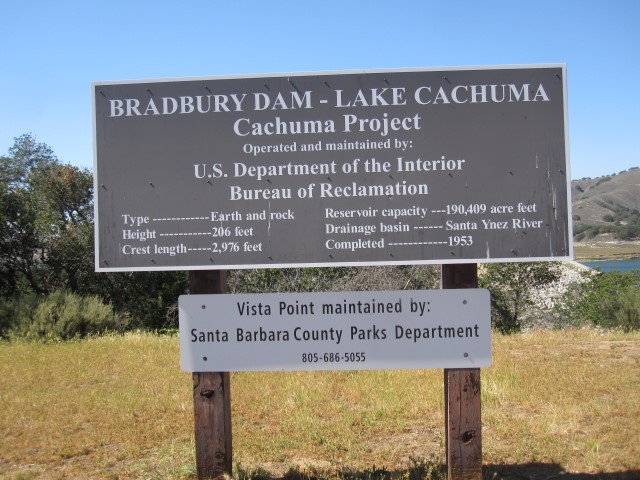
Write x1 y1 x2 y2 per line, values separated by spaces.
93 65 571 271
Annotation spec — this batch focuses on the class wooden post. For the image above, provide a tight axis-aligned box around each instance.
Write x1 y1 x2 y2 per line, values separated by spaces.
442 264 482 480
189 270 232 479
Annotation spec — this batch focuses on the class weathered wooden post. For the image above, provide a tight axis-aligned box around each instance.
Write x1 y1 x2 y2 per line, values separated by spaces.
442 264 482 480
189 270 232 479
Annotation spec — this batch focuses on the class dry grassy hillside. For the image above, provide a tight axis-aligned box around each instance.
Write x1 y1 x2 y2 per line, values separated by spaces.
572 167 640 226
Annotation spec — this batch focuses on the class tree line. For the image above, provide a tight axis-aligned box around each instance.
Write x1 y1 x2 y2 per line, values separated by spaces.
0 134 187 337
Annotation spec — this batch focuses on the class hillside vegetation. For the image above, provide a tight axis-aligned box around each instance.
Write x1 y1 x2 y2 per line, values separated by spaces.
572 167 640 241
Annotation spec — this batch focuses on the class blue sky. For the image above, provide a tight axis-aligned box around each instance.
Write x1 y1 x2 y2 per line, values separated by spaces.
1 0 638 180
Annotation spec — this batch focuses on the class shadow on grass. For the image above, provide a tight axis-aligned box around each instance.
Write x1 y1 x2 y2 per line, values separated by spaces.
235 460 640 480
483 463 640 480
236 457 446 480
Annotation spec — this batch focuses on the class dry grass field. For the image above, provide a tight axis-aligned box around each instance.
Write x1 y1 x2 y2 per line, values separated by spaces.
1 330 639 479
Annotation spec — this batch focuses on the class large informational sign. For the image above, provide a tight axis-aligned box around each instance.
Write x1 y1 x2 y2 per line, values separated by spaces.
179 289 491 372
93 65 571 271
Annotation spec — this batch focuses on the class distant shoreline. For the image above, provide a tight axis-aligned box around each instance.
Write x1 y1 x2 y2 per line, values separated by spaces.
573 240 640 261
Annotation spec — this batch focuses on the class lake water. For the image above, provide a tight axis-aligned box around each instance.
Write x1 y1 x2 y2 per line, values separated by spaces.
579 258 640 273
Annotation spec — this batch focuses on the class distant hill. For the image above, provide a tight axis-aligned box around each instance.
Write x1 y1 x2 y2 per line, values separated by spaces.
572 167 640 241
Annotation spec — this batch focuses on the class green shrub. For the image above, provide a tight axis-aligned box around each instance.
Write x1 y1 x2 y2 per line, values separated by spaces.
6 290 124 340
85 271 188 330
0 294 40 339
612 287 640 331
564 270 640 331
479 262 561 334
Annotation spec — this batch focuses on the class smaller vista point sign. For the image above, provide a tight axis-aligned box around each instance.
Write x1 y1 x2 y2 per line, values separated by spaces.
179 289 492 372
